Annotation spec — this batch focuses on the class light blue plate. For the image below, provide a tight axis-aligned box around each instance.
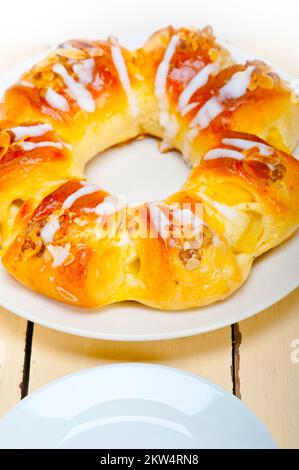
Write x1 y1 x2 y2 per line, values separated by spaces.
0 364 276 449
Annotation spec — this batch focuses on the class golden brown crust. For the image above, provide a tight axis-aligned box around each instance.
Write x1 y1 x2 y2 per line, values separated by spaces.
0 26 298 310
183 131 299 257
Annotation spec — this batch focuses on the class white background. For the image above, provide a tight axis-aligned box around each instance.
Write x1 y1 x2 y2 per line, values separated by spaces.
1 0 299 75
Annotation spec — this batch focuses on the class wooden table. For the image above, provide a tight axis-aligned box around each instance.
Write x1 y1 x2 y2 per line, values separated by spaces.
0 46 298 449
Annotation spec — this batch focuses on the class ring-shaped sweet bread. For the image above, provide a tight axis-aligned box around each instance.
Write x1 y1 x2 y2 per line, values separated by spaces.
0 26 298 309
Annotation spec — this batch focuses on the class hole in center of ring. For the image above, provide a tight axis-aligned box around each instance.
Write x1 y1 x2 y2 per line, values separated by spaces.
85 136 189 206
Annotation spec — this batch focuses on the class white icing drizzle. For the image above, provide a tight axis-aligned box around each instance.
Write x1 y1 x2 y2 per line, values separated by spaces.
110 45 139 117
40 184 101 250
219 66 255 100
19 141 64 151
74 217 89 227
83 196 123 217
63 183 100 210
204 148 245 161
41 217 60 244
191 96 224 129
203 144 275 171
190 65 255 132
92 73 104 90
63 142 73 151
180 102 198 117
155 34 180 142
73 58 95 85
47 243 71 268
18 80 35 88
8 123 52 141
263 162 276 171
185 128 199 145
178 61 219 113
155 34 179 103
56 286 78 303
52 63 96 112
45 87 70 112
222 137 274 156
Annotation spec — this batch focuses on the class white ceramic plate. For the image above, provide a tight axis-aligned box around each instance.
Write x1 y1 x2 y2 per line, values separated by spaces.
0 39 298 341
0 364 276 449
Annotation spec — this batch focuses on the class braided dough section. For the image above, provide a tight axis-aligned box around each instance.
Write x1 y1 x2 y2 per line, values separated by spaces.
0 27 299 309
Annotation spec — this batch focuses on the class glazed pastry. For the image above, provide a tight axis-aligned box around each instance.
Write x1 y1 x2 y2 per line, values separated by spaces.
0 26 298 309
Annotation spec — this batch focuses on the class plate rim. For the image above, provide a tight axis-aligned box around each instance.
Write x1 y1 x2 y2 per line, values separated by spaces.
0 266 298 341
0 362 277 448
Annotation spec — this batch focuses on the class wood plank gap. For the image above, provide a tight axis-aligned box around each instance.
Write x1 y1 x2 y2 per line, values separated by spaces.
231 323 242 399
20 321 34 399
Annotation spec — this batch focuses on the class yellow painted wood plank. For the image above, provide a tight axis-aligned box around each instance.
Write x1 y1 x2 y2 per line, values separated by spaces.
0 308 27 416
239 288 299 449
29 325 233 394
